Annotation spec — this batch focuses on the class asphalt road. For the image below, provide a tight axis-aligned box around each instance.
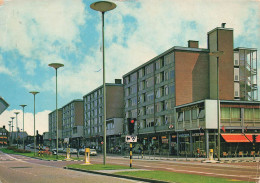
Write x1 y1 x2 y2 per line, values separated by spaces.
0 152 138 183
2 151 260 182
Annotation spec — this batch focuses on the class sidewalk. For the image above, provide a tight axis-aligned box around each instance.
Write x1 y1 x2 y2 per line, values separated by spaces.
122 154 260 163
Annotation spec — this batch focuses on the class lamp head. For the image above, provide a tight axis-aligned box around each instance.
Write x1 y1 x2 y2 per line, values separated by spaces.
20 104 27 108
48 63 64 69
14 112 19 115
90 1 116 12
29 91 39 95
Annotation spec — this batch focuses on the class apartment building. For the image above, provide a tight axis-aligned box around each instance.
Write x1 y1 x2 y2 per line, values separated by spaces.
83 80 124 152
62 99 83 148
48 109 62 148
123 24 259 155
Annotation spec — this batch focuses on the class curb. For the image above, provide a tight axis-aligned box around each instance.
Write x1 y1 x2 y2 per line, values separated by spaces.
65 167 169 183
130 157 260 163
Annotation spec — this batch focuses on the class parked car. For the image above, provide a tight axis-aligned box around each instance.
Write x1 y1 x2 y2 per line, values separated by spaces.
90 149 97 156
70 148 78 154
79 148 85 155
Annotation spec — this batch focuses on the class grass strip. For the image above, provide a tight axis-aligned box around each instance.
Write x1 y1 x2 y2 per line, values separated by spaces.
0 148 74 160
67 164 132 170
115 171 253 183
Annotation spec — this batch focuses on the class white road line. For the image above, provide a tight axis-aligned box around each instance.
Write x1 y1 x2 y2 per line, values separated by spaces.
165 167 256 179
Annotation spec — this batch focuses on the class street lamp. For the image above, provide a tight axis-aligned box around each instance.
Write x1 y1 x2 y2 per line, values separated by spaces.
10 117 15 145
48 63 64 159
14 112 19 148
20 105 27 150
209 51 224 161
8 121 11 145
29 91 39 156
90 1 116 165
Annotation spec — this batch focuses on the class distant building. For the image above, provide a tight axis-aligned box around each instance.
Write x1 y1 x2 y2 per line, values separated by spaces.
48 109 62 148
62 99 84 148
0 126 8 146
83 79 124 151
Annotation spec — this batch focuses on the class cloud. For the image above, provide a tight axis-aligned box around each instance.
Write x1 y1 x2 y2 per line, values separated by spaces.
0 55 12 76
0 109 51 135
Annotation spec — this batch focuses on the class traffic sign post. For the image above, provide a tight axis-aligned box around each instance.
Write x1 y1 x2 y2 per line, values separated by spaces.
125 135 137 143
130 143 132 168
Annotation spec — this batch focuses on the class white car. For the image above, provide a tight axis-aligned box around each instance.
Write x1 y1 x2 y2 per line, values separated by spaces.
90 149 97 156
70 148 78 154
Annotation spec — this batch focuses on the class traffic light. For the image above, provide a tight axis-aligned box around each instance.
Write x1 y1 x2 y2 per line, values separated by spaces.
128 118 136 135
253 135 257 143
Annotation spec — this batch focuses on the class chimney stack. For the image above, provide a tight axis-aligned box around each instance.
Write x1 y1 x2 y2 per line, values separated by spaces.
221 23 226 28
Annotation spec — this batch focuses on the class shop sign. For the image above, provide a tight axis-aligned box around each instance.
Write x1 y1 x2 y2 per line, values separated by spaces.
192 133 204 137
172 135 177 138
162 138 169 144
152 137 157 140
179 134 190 137
161 136 167 139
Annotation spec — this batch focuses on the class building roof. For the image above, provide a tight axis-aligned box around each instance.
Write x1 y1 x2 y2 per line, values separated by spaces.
61 99 83 109
0 96 9 115
123 46 209 78
83 83 123 98
234 47 257 51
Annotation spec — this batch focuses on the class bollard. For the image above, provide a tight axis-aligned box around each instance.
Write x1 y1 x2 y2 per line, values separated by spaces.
209 149 213 161
84 148 91 164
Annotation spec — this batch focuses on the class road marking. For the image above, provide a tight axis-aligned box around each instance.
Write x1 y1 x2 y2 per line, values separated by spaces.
165 167 256 179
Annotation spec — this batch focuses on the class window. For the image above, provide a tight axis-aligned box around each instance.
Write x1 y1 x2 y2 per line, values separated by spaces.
164 85 169 95
169 84 175 94
124 77 130 85
146 77 154 88
198 108 205 119
130 72 137 82
155 59 162 70
178 112 183 122
139 81 145 91
146 105 154 114
244 108 253 121
138 68 144 78
146 91 154 102
130 84 137 94
192 109 197 120
231 108 240 120
184 110 190 121
170 69 174 79
131 98 137 106
164 52 174 66
145 64 154 75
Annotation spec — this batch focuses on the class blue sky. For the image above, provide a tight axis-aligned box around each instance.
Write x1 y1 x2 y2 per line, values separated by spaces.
0 0 259 135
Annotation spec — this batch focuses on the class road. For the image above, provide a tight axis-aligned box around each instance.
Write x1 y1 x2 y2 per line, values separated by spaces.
0 152 137 183
1 151 260 182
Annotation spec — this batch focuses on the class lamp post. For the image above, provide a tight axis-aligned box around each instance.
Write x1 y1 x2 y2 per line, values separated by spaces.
90 1 116 165
14 112 19 148
49 63 64 159
209 51 224 161
8 121 11 145
20 105 27 150
10 117 15 145
29 91 39 156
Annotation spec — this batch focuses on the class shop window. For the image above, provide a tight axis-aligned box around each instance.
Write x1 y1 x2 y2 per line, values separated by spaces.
231 108 241 121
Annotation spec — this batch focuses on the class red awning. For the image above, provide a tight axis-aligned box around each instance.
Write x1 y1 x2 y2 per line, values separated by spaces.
222 134 260 143
244 134 260 143
221 134 250 143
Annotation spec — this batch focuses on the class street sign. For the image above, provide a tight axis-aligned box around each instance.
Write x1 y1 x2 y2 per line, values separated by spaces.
64 138 69 143
125 135 137 143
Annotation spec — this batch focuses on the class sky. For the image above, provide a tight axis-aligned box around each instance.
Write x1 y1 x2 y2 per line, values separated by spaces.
0 0 259 135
